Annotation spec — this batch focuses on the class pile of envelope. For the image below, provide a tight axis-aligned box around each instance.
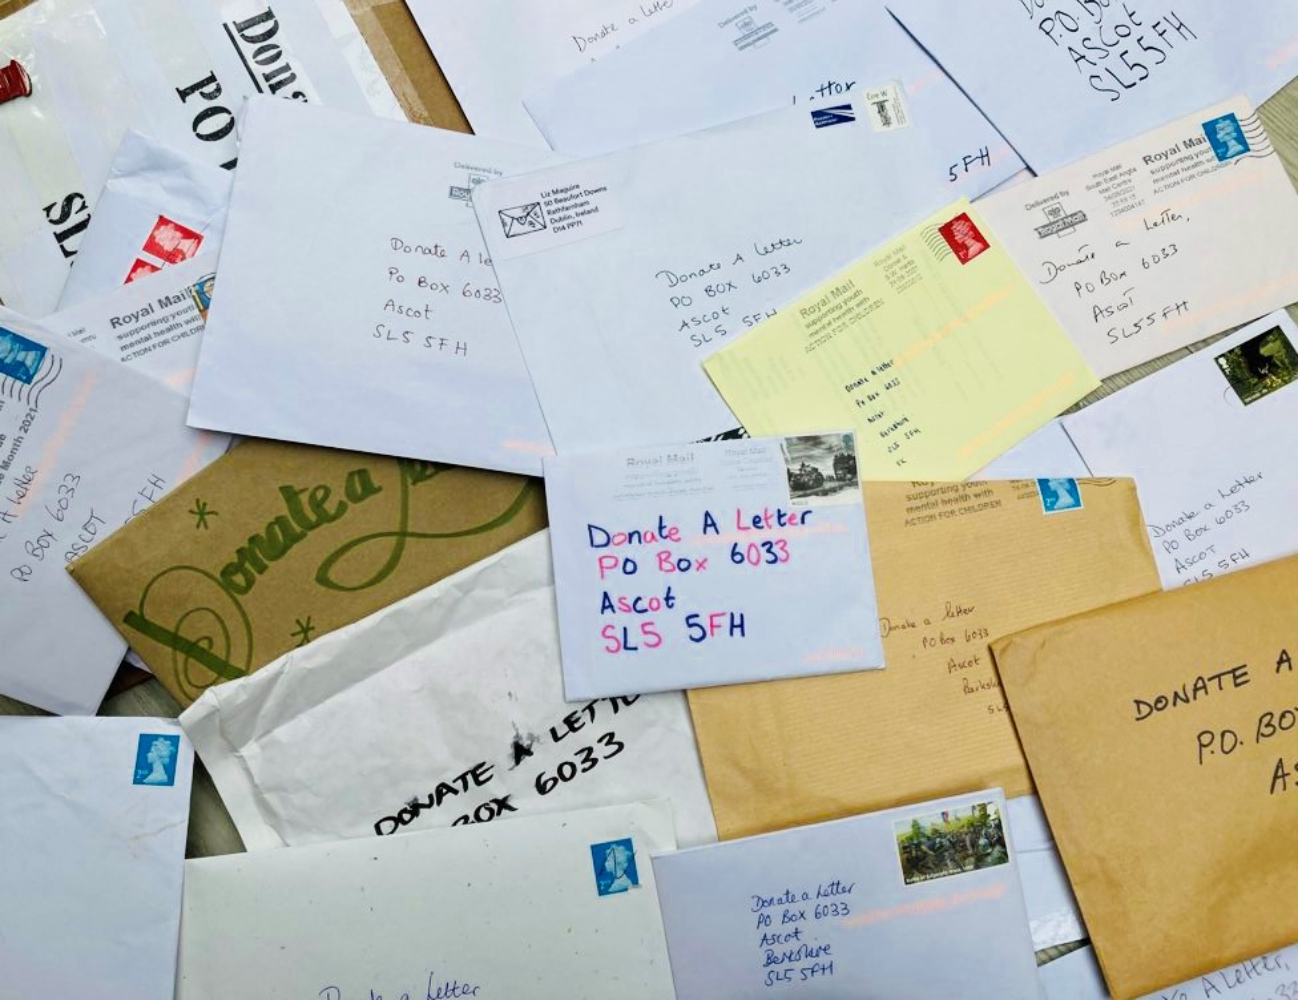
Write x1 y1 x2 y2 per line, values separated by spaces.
2 0 1298 997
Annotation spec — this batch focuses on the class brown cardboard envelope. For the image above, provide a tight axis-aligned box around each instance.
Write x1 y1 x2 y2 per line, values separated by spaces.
687 478 1159 840
992 554 1298 999
68 439 544 706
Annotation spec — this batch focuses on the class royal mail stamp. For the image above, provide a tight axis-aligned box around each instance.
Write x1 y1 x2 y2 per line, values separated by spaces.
1037 477 1084 514
894 800 1008 886
1215 325 1298 406
0 326 48 385
143 215 204 265
125 258 162 284
1203 112 1250 162
590 838 640 896
190 273 216 321
133 733 181 787
938 212 989 264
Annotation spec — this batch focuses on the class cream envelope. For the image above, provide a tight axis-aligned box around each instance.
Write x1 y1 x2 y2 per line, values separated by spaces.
186 97 560 475
180 532 718 850
1063 310 1298 590
407 0 698 146
703 200 1100 480
0 309 226 714
473 105 1019 455
177 802 678 1000
653 789 1042 999
992 554 1298 998
1040 944 1298 1000
0 717 193 999
887 0 1298 173
978 98 1298 378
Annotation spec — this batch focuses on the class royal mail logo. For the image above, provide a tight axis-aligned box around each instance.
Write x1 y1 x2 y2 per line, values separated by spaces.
499 203 547 239
811 104 856 129
1034 202 1089 239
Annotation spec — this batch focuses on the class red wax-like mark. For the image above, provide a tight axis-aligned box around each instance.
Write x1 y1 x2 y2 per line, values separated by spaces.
0 60 32 104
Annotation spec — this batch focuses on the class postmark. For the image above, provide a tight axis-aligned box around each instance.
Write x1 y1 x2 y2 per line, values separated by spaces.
937 212 989 264
590 837 640 896
0 326 48 385
1202 112 1250 162
498 202 547 239
133 732 181 787
1037 478 1084 514
863 81 910 133
894 800 1009 886
781 433 861 508
1215 325 1298 406
143 215 204 265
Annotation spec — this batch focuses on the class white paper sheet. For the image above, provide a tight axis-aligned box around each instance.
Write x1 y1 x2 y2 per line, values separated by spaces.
1006 794 1086 951
972 421 1089 481
1063 310 1298 590
408 0 699 146
178 802 678 1000
180 531 718 851
0 716 193 998
653 789 1042 999
978 97 1298 379
0 0 400 315
58 131 231 308
472 101 1018 455
545 433 883 697
1040 943 1298 1000
886 0 1298 173
526 0 1024 181
0 310 227 713
186 97 558 474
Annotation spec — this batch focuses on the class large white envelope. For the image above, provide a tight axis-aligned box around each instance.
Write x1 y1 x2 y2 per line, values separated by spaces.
978 98 1298 378
473 102 1018 455
972 420 1088 481
58 131 231 309
177 802 678 1000
886 0 1298 173
0 310 227 714
1040 944 1298 999
186 98 558 475
407 0 698 147
653 789 1042 999
0 717 193 999
1063 310 1298 590
180 531 718 850
0 0 400 315
526 0 1023 175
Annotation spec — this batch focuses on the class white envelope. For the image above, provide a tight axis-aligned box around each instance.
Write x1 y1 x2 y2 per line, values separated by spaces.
886 0 1298 173
178 802 678 1000
978 98 1298 379
0 0 400 315
408 0 698 146
1006 795 1085 950
1040 944 1298 1000
0 716 193 999
0 310 227 714
1063 310 1298 590
180 531 718 851
186 97 559 475
653 789 1043 999
526 0 1024 178
58 131 231 309
45 251 216 390
972 420 1088 481
472 101 1018 455
545 433 883 697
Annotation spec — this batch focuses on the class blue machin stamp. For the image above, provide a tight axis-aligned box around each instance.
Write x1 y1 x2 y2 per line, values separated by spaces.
1203 113 1250 162
0 326 47 384
134 733 181 786
1037 478 1083 515
590 838 640 896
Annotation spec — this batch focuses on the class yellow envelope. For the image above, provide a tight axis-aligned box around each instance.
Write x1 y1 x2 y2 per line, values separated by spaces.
687 478 1159 841
68 440 544 706
992 553 1298 999
703 199 1099 480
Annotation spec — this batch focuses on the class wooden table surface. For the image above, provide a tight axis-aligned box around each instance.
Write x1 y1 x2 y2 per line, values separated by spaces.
2 0 1297 964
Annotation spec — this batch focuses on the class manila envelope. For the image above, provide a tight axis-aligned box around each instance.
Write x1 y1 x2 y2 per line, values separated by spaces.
68 439 544 706
992 553 1298 999
687 478 1160 841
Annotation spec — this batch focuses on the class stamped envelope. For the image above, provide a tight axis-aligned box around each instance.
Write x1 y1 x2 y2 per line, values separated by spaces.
992 554 1298 998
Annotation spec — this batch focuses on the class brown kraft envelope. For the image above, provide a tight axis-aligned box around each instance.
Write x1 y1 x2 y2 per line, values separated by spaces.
68 439 544 706
992 554 1298 999
686 478 1160 840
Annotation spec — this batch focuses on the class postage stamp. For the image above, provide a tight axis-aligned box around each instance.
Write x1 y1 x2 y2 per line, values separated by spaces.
1215 325 1298 406
1037 478 1084 514
811 104 856 129
894 800 1009 886
125 257 162 284
938 213 989 264
0 326 48 385
133 732 181 787
190 273 216 321
863 82 910 133
498 202 547 239
590 838 640 896
1203 112 1250 162
143 215 204 265
781 433 861 508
